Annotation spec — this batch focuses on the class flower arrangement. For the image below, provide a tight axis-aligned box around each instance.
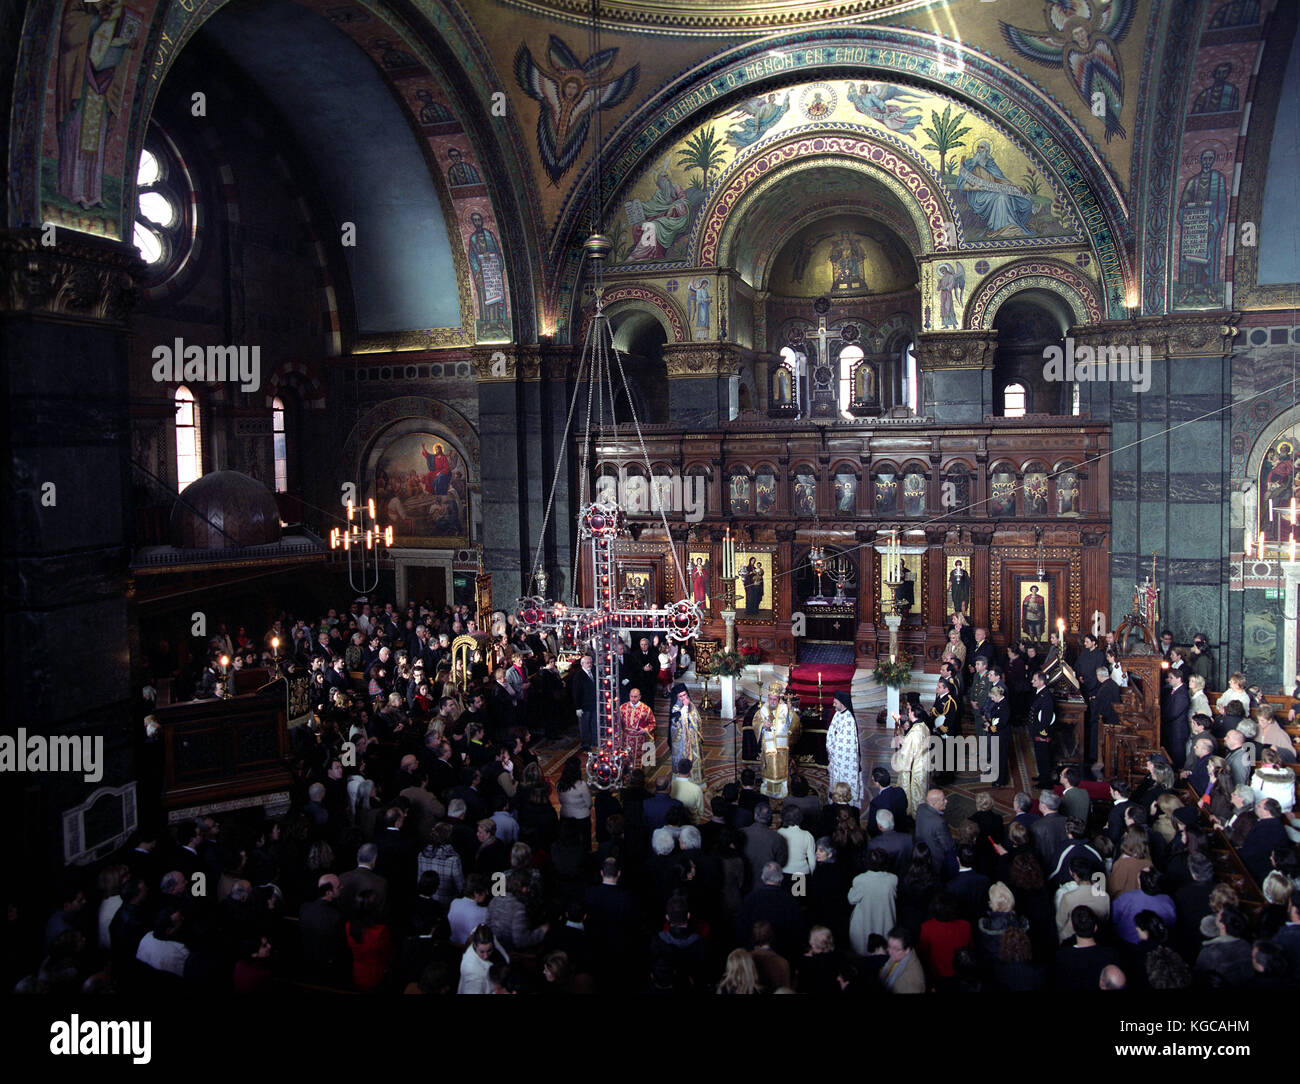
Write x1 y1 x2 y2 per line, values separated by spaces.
872 654 912 688
708 648 746 678
739 641 762 663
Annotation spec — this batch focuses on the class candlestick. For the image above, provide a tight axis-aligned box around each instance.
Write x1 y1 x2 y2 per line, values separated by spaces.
1245 530 1252 557
817 670 823 711
1290 534 1295 563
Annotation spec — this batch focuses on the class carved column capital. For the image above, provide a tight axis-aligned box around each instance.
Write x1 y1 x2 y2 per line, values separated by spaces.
0 230 142 325
914 329 998 370
662 341 743 378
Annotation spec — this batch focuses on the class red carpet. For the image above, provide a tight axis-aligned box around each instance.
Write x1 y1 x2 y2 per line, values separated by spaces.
787 663 856 709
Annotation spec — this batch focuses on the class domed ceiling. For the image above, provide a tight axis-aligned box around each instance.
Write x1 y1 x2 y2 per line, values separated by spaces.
722 164 920 294
501 0 935 34
769 213 916 298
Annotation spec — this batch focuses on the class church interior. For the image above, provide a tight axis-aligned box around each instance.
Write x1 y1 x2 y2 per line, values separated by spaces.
4 0 1300 999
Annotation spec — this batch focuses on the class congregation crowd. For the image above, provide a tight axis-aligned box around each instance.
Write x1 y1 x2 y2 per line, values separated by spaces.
7 598 1299 995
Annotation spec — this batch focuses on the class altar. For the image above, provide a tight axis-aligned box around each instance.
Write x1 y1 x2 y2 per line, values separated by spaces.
803 596 857 641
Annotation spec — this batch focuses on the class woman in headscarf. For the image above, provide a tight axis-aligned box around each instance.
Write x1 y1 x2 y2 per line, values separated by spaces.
826 691 862 807
669 682 703 785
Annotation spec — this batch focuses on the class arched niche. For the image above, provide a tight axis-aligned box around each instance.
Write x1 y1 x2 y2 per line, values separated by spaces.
990 289 1073 417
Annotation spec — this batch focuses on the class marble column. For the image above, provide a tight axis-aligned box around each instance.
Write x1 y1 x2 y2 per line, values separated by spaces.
0 229 141 866
913 329 998 424
663 342 743 429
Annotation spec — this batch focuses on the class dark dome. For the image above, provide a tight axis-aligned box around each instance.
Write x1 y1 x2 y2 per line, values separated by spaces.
170 470 282 549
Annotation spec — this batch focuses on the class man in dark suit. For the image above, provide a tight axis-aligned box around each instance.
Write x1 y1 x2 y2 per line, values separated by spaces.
914 789 955 874
737 768 769 818
569 653 598 750
1239 799 1288 884
741 804 788 891
1011 791 1041 831
867 766 909 835
736 861 806 960
1030 791 1069 870
373 806 419 893
449 766 488 823
338 843 389 922
982 683 1011 787
1059 765 1091 824
1089 664 1123 773
642 776 683 830
172 820 203 884
871 808 913 877
1184 735 1216 797
298 874 350 987
1105 780 1132 846
624 636 658 707
584 858 643 992
1163 669 1191 770
968 626 996 677
1172 853 1216 959
1075 635 1107 766
1048 817 1103 886
1054 907 1119 990
945 844 991 922
1030 671 1056 788
1272 892 1300 981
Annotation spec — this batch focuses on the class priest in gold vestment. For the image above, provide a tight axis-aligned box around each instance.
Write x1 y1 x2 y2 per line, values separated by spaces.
755 682 795 799
891 703 931 817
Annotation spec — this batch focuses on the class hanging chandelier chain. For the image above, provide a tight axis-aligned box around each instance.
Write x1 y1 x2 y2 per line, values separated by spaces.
528 317 595 601
608 331 690 599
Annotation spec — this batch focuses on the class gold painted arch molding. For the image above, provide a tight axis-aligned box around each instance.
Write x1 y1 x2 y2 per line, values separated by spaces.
496 0 936 34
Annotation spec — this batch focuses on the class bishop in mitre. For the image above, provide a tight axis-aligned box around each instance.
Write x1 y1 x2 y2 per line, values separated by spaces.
755 682 795 799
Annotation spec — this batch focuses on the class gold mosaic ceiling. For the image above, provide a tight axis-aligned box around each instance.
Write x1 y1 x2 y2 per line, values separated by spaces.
496 0 938 34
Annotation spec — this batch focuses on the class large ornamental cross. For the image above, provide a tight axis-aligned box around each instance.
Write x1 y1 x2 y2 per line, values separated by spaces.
515 496 702 788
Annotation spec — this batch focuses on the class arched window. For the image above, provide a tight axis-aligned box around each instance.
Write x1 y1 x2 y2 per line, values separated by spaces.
1003 382 1028 418
272 396 288 493
902 341 918 413
175 385 202 491
838 344 864 416
133 125 197 283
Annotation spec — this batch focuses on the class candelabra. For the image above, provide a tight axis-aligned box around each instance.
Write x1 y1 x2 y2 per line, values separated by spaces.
329 498 393 594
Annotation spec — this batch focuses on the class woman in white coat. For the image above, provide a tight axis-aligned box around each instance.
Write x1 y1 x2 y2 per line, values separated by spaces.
458 925 510 994
826 691 862 807
847 849 898 956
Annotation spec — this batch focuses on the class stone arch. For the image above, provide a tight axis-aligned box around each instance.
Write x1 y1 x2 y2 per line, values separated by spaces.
579 285 688 344
703 133 951 268
264 360 327 411
966 259 1104 330
548 27 1132 335
1241 404 1300 537
16 0 533 342
342 396 479 493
